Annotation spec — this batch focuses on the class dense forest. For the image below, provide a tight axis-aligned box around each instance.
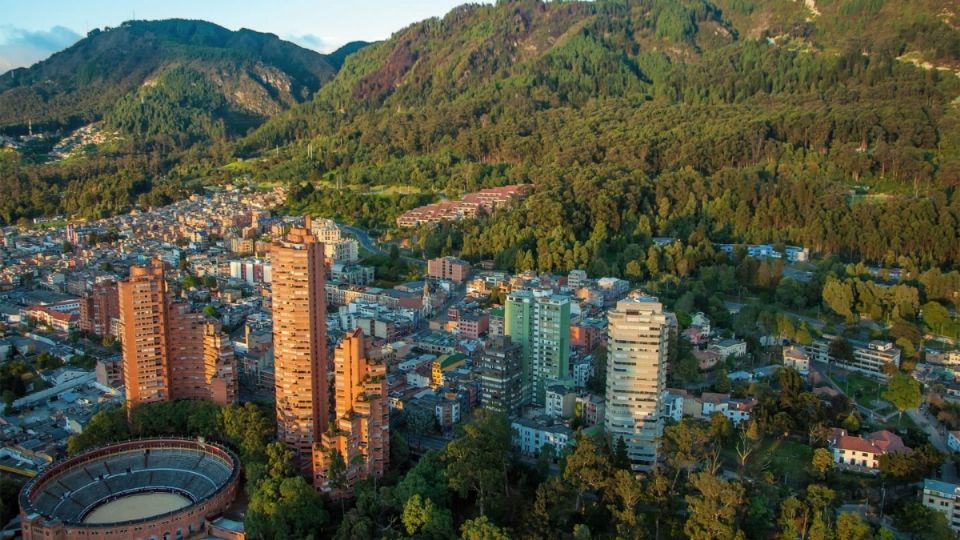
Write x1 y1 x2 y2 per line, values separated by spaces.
236 0 960 270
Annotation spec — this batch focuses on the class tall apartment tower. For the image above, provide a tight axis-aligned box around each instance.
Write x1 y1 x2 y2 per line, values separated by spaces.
479 336 524 416
271 225 329 476
314 329 389 493
119 262 170 406
80 279 119 337
505 290 570 406
604 295 669 472
119 261 239 409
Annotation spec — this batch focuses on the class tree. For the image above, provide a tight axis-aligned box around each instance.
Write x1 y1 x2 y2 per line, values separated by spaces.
835 513 872 540
461 516 510 540
810 448 834 479
893 502 956 540
714 367 731 393
220 402 273 463
663 419 713 488
778 496 808 540
67 408 129 454
562 433 612 513
683 473 745 540
444 411 513 517
734 426 759 478
883 373 921 426
828 338 854 362
606 468 644 539
586 345 607 394
402 494 454 539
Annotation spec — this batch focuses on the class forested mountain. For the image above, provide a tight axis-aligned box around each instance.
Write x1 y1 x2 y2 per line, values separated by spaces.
3 0 960 273
243 0 960 269
0 19 344 134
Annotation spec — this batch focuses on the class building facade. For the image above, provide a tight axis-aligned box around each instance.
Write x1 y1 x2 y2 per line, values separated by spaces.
479 336 524 416
118 262 238 409
604 296 669 472
271 225 330 477
79 279 119 337
923 478 960 534
313 329 389 493
427 256 471 283
505 291 571 406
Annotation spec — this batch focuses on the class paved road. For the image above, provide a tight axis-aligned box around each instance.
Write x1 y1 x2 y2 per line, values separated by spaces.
722 300 826 330
338 223 426 267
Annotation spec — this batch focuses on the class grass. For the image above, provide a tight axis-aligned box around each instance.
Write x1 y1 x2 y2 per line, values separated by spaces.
837 372 887 406
723 438 814 487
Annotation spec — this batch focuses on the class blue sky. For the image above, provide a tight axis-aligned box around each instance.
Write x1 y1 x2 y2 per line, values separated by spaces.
0 0 487 73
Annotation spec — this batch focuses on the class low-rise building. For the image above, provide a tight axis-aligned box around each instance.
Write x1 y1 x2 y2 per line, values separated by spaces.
807 337 901 379
922 478 960 534
427 256 471 283
512 417 573 457
783 346 811 375
827 428 910 471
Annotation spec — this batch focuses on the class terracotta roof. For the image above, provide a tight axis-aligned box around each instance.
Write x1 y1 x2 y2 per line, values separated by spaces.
828 427 910 455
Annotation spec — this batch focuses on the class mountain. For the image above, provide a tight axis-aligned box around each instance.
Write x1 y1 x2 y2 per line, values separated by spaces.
0 19 350 135
243 0 960 269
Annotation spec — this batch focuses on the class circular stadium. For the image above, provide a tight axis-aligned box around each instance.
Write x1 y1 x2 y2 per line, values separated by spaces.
19 438 240 540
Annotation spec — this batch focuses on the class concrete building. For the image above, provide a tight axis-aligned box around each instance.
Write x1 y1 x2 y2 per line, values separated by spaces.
922 478 960 534
512 417 573 457
118 262 238 409
479 336 524 416
827 428 910 471
604 295 669 472
271 225 329 477
783 345 810 375
505 291 571 405
427 256 471 283
313 329 389 494
807 336 901 378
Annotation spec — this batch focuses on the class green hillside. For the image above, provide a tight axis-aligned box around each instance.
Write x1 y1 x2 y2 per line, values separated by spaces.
240 0 960 269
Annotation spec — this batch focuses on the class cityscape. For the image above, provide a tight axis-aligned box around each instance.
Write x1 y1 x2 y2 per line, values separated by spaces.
0 1 959 539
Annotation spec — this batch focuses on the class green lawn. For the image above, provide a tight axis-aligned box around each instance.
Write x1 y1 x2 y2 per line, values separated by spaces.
839 373 887 406
726 438 814 488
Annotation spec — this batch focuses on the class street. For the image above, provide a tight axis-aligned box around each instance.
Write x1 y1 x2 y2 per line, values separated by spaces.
338 222 426 267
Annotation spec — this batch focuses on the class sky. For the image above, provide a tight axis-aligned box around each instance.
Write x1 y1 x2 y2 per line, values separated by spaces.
0 0 486 73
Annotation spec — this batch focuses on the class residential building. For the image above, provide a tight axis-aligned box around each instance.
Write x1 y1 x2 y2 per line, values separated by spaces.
505 291 571 405
807 337 901 378
783 346 811 375
79 279 119 337
313 329 389 493
427 256 471 283
545 384 576 419
118 261 238 408
512 417 573 457
922 479 960 534
431 353 467 389
479 336 524 416
827 428 910 471
271 224 329 477
604 295 669 472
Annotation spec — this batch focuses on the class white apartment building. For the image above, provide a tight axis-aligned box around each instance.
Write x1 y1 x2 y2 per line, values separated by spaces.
604 295 669 472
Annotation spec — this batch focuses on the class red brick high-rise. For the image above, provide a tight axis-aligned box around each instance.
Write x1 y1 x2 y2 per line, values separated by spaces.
313 328 389 493
118 261 238 409
79 279 119 337
271 224 329 477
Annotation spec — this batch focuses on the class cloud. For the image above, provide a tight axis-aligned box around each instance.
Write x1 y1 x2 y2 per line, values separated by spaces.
284 33 344 54
0 25 82 74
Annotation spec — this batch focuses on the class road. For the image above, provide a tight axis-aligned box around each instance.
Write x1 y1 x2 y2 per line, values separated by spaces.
723 300 826 330
907 407 957 482
338 222 426 267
